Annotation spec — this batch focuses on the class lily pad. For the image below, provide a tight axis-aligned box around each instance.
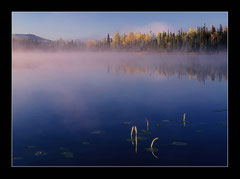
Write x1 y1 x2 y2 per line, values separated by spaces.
81 142 90 145
24 145 37 149
195 130 204 133
60 152 74 158
92 130 104 134
145 148 158 152
216 122 226 126
162 120 172 122
170 141 188 146
123 122 133 125
13 157 23 160
214 109 227 112
155 124 164 127
34 151 47 156
126 138 134 142
137 136 147 141
58 147 69 151
139 130 151 135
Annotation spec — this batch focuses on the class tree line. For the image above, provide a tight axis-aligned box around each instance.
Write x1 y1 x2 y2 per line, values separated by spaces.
13 24 227 52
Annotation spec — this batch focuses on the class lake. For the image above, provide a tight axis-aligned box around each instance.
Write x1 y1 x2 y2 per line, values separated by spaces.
12 51 228 166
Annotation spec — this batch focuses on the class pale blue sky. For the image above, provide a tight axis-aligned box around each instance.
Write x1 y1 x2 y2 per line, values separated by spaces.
12 12 228 41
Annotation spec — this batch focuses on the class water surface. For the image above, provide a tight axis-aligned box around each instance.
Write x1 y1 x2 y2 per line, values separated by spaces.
12 52 227 166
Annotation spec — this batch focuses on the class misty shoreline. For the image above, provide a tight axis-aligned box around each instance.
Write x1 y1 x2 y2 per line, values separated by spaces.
12 49 227 57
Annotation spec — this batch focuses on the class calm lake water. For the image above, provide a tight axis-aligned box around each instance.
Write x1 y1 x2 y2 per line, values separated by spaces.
12 51 227 166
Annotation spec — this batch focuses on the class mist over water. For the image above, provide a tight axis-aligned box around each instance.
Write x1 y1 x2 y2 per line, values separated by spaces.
12 51 227 80
12 51 227 166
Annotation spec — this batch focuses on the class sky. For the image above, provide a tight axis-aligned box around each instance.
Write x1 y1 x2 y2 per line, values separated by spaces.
12 12 228 41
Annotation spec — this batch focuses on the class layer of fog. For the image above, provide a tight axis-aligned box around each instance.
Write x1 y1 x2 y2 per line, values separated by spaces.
12 51 227 131
12 50 227 81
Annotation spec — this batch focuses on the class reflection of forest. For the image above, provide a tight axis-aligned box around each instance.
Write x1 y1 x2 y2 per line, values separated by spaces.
108 61 227 82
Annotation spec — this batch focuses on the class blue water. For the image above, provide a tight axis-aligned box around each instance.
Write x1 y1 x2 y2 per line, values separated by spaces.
12 52 227 166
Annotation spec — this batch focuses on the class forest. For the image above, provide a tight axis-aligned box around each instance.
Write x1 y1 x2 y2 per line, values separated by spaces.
12 24 227 52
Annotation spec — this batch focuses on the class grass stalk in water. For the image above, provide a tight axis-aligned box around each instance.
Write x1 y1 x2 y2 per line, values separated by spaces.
145 117 149 131
145 137 159 159
151 137 159 149
135 126 137 153
183 113 186 127
130 126 134 145
151 138 159 158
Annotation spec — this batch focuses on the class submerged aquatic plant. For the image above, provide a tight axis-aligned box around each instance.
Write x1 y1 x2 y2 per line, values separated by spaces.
195 129 204 133
13 157 23 160
60 152 74 158
170 141 188 146
58 147 69 151
155 124 164 127
92 130 104 134
24 145 37 149
139 129 151 135
214 109 227 112
123 121 133 125
81 142 90 145
137 136 147 141
34 151 47 156
162 120 172 122
216 122 226 126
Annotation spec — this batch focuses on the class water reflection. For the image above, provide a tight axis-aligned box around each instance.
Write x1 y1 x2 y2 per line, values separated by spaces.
107 54 227 83
13 52 227 166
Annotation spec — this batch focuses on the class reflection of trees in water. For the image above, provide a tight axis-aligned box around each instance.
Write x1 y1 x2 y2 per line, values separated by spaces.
108 61 227 83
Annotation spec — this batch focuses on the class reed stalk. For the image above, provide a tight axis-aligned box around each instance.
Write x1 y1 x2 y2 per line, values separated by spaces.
183 113 186 127
150 137 159 149
145 118 149 131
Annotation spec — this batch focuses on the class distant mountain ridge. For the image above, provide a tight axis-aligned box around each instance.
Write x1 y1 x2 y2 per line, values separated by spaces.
12 34 51 42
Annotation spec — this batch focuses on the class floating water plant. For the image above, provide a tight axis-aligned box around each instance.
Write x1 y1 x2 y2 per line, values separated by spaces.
214 109 227 112
34 151 47 156
195 130 204 133
123 121 133 125
137 136 147 141
145 148 159 152
139 129 151 135
126 138 134 143
13 157 23 160
155 124 164 127
92 130 104 134
162 119 172 122
58 147 69 151
60 152 74 158
170 141 188 146
24 145 37 149
81 142 90 145
216 122 226 126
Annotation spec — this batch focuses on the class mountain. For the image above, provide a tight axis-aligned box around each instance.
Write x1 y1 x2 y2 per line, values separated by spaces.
12 34 51 42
